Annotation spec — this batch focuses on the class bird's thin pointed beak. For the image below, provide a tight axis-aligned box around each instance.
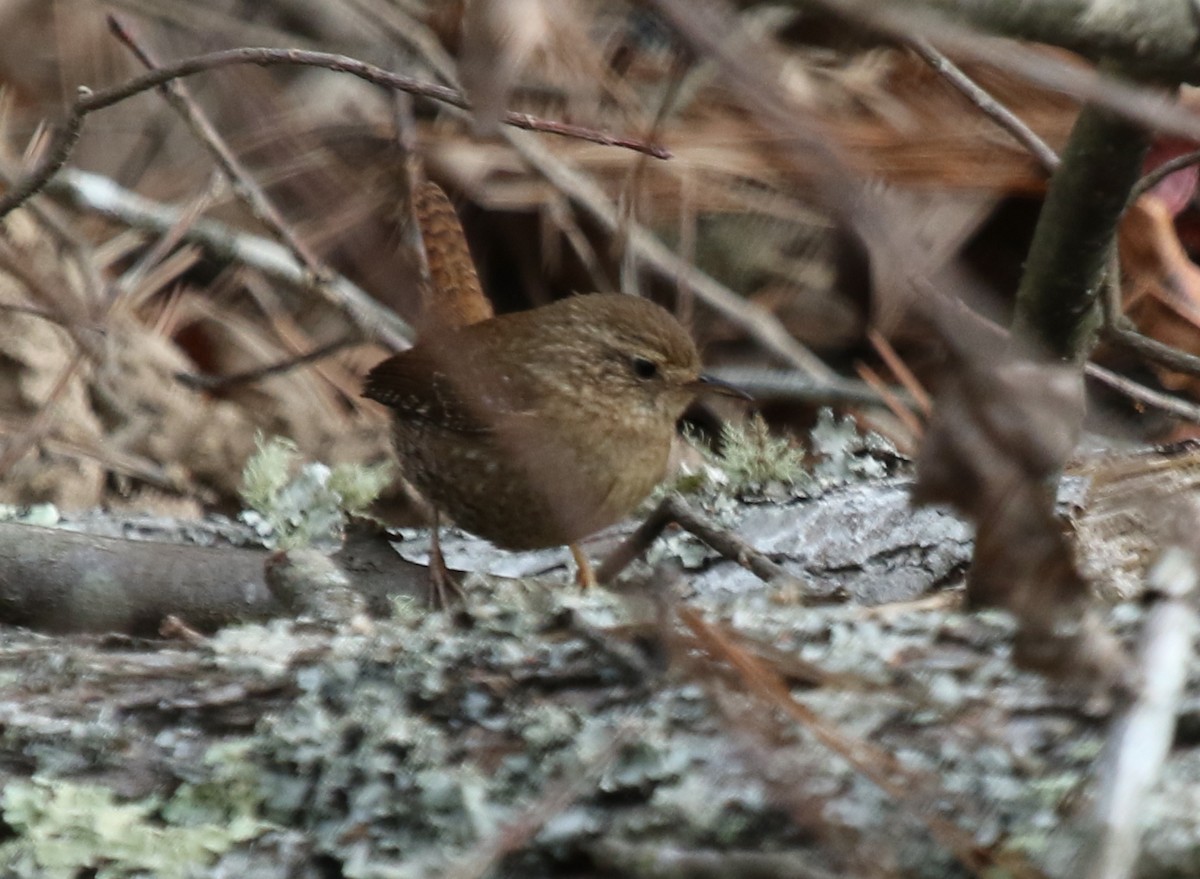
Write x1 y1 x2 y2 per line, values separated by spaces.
687 374 752 400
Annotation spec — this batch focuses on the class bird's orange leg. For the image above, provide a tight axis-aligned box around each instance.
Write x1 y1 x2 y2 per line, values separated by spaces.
427 512 465 609
570 543 597 590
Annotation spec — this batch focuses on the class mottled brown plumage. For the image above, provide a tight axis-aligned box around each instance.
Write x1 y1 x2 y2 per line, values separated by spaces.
364 293 706 552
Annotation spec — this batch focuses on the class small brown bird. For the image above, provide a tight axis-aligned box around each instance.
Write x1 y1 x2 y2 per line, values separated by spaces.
365 181 740 602
364 292 733 597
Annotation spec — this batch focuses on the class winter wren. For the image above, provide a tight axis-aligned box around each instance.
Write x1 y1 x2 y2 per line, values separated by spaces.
363 293 723 578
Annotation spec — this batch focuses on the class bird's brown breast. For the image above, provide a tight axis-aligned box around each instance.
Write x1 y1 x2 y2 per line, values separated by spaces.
388 402 672 550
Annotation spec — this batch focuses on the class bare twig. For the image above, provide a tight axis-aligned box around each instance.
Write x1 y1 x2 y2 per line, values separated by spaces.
391 91 437 322
236 272 367 409
675 603 1034 876
616 47 693 300
545 196 614 293
597 495 797 587
1075 544 1197 879
115 171 221 304
909 39 1060 174
855 360 924 440
1100 231 1200 382
1101 244 1124 329
159 614 208 646
867 327 933 414
0 45 669 222
0 161 105 304
379 8 831 381
797 0 1200 143
1104 324 1200 380
1129 146 1200 203
46 168 414 348
1012 96 1150 358
174 336 360 391
1085 361 1200 422
108 15 329 279
704 365 917 410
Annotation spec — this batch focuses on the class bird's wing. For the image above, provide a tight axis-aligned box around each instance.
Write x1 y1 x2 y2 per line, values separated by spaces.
363 333 537 435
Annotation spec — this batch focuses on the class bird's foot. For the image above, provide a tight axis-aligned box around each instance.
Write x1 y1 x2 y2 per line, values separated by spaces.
428 525 465 610
570 543 597 590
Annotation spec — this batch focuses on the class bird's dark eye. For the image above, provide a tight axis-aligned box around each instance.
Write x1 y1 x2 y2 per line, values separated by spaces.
631 356 659 380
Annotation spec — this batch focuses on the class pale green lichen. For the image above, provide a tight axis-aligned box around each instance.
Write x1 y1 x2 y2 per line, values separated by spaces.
678 410 900 503
239 434 302 513
327 461 395 516
804 407 892 488
717 414 808 493
0 503 59 526
239 434 393 550
0 576 1117 878
216 580 807 877
0 771 267 879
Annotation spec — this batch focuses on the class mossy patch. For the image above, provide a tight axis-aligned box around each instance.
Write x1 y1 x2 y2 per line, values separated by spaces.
239 434 392 550
0 765 267 879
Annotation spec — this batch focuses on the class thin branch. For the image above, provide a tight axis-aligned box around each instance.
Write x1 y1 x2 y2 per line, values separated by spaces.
45 168 414 349
616 47 693 300
704 365 918 409
1128 146 1200 203
0 46 669 222
855 360 924 441
364 4 828 376
909 38 1060 174
596 495 799 587
174 336 359 391
788 0 1200 142
1101 244 1124 328
1085 361 1200 422
0 161 105 304
115 171 221 305
107 15 329 280
867 327 933 413
544 196 614 293
1101 210 1200 382
1012 97 1151 359
391 90 437 322
648 0 1200 431
675 603 1021 876
1075 544 1197 879
1104 324 1200 381
381 8 821 383
836 0 1200 79
1100 238 1200 398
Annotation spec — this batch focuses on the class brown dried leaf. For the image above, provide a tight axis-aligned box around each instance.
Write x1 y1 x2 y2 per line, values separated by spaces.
1120 196 1200 395
0 212 104 507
